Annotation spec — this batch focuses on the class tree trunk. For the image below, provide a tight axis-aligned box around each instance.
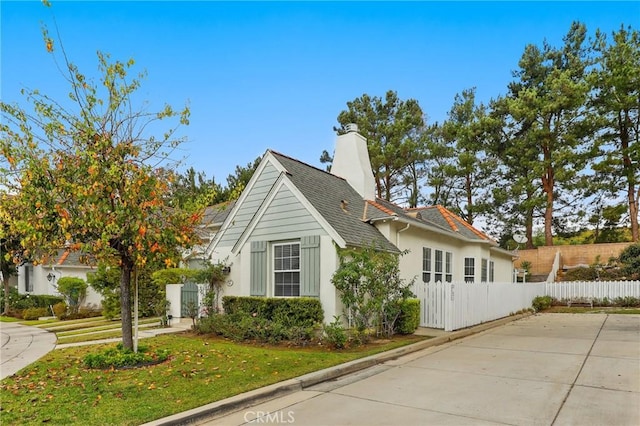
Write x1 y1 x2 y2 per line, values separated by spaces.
544 189 554 246
525 206 535 249
621 121 639 242
630 184 639 242
120 257 134 350
542 139 554 246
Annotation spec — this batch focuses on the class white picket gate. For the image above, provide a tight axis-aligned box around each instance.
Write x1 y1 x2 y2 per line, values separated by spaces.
417 280 640 332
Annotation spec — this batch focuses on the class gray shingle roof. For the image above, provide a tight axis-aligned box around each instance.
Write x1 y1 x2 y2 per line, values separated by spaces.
270 151 399 253
201 200 236 228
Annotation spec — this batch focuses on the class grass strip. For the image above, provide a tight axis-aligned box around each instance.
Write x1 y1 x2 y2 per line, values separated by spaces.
0 333 426 425
545 306 640 314
55 319 160 337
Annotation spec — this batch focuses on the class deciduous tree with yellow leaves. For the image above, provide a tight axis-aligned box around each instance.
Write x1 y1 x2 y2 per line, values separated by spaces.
0 10 198 350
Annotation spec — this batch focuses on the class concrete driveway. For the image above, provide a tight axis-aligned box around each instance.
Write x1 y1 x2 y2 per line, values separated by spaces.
0 321 56 380
208 313 640 426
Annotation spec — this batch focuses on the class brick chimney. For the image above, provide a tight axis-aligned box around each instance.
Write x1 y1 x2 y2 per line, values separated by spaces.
331 124 376 200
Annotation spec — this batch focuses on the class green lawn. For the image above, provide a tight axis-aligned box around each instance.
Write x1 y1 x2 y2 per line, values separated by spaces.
0 332 427 425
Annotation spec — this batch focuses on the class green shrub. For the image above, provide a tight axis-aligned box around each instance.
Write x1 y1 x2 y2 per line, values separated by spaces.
613 297 640 307
196 312 316 345
532 295 555 312
619 243 640 279
57 277 88 315
221 296 323 327
99 289 121 320
322 316 347 349
22 307 49 320
4 290 64 312
394 298 420 334
286 325 315 346
562 266 625 281
83 344 170 369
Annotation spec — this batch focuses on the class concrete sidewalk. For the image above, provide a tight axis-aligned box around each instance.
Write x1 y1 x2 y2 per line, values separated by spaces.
149 313 640 426
0 318 193 380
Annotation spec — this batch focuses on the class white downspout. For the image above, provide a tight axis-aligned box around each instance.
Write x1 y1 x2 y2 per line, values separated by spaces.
396 223 410 248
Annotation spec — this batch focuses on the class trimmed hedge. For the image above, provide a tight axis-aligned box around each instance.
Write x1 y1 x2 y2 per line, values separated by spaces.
221 296 324 328
13 294 64 310
395 298 420 334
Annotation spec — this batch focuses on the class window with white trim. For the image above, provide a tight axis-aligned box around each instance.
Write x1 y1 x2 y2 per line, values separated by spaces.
481 258 488 282
434 249 443 282
464 257 475 283
489 260 495 282
445 252 453 282
273 242 300 296
422 247 431 283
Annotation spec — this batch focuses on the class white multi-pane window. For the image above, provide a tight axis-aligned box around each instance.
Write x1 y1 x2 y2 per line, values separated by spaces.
489 260 495 282
434 250 443 282
273 242 300 296
422 247 431 283
464 257 475 283
445 252 453 282
481 258 488 282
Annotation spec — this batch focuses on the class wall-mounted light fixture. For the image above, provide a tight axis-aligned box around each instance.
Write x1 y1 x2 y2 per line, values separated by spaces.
47 272 56 282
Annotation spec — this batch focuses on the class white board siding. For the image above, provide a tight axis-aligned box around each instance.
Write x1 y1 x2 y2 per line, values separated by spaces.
251 187 325 241
217 163 280 248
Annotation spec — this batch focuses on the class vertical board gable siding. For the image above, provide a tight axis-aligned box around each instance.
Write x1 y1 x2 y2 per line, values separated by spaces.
251 187 324 240
250 241 267 296
300 235 321 297
218 163 280 248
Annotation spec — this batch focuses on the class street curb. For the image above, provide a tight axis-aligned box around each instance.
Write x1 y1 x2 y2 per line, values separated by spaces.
143 312 532 426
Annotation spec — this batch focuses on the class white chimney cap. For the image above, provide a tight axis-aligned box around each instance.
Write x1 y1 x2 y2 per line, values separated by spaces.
345 123 359 133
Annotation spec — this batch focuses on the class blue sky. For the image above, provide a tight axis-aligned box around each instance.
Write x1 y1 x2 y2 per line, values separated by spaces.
2 1 637 183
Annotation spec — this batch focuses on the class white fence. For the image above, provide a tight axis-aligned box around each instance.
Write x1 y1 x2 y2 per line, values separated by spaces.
417 280 640 332
545 280 640 301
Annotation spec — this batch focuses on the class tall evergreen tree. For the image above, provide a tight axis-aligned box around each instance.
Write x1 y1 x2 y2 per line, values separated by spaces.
590 25 640 242
497 22 592 245
440 88 497 225
333 90 426 202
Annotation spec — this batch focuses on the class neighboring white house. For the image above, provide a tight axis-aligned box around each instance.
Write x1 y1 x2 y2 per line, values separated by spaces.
17 250 102 308
205 126 516 322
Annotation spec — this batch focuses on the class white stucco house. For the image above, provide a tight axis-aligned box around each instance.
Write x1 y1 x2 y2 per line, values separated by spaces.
17 250 102 308
205 126 516 322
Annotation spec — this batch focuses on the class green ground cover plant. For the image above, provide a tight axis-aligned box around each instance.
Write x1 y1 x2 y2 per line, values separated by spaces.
0 333 426 425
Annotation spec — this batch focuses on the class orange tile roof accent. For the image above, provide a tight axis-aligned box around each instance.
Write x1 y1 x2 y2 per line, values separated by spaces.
443 207 492 241
436 205 459 232
57 250 70 265
418 205 493 241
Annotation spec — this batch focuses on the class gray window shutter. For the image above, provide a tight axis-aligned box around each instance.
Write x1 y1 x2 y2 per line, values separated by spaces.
300 235 320 297
250 241 267 296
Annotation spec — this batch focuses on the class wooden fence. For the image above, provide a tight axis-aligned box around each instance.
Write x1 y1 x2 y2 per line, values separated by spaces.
418 280 640 332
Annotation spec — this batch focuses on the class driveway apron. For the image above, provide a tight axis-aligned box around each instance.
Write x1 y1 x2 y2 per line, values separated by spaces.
0 322 56 380
205 313 640 426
